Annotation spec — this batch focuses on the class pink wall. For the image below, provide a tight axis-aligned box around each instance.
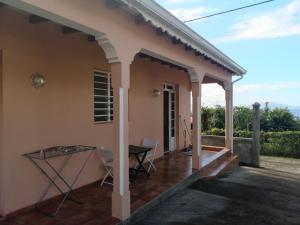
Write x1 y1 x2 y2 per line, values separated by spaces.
0 7 112 214
130 57 191 158
0 7 191 215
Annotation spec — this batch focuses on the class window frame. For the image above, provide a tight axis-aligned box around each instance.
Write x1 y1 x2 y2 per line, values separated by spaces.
93 70 113 124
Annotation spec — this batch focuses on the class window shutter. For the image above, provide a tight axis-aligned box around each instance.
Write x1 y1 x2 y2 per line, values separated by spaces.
94 71 113 122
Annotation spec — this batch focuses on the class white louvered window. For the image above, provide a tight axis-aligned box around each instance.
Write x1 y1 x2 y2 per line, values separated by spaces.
94 71 113 123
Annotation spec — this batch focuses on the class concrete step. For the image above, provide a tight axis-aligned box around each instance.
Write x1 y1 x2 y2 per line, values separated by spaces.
202 145 225 152
200 148 231 176
201 155 239 180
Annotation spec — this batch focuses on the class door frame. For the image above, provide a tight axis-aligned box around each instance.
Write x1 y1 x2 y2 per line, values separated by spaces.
163 83 177 153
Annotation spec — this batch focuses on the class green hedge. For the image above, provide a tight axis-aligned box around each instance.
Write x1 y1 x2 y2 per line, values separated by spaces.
204 129 300 158
205 128 252 138
260 131 300 158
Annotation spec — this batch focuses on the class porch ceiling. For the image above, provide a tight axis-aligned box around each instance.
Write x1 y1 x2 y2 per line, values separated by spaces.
0 0 245 77
202 76 224 86
137 53 188 72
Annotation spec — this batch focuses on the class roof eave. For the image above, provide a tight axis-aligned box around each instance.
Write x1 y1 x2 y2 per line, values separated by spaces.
118 0 247 76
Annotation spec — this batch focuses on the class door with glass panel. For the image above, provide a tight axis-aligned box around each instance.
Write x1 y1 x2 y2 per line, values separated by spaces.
163 84 176 152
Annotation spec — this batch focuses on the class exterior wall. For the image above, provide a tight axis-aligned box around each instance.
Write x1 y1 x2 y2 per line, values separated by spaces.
130 58 191 158
0 8 191 215
0 7 111 215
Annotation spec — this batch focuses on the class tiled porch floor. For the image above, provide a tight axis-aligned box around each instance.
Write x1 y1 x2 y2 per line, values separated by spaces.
0 150 217 225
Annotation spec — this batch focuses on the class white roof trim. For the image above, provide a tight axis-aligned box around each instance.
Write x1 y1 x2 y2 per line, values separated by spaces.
118 0 246 75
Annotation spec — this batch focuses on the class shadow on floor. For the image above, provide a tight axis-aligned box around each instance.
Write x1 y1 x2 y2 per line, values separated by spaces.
131 166 300 225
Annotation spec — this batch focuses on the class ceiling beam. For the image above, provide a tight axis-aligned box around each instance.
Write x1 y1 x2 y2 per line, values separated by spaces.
135 14 146 25
138 53 187 72
195 51 202 56
172 37 181 44
150 57 159 63
88 35 96 42
185 45 193 51
105 0 121 9
62 26 80 34
28 15 49 24
156 28 165 36
138 53 149 59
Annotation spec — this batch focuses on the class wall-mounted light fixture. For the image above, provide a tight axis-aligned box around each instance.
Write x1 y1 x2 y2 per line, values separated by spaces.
153 89 161 97
32 73 46 88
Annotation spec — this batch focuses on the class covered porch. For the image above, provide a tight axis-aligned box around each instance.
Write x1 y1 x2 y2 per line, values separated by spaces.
0 0 246 222
2 149 232 225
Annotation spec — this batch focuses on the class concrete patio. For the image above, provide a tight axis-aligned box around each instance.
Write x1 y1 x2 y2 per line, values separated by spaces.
131 159 300 225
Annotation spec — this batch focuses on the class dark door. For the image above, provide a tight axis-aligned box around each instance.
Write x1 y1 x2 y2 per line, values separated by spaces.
164 90 169 153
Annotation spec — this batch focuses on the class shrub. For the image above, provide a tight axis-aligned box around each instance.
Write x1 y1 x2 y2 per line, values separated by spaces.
203 129 300 158
204 129 253 138
205 128 225 136
234 130 253 138
260 131 300 158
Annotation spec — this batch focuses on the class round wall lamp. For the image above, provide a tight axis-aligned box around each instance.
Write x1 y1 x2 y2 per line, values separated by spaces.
32 73 46 88
153 89 161 97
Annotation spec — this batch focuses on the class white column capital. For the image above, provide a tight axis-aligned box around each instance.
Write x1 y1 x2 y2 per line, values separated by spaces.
96 34 120 64
188 68 205 83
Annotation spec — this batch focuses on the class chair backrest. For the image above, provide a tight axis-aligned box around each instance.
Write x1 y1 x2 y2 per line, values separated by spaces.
141 138 159 152
98 147 113 167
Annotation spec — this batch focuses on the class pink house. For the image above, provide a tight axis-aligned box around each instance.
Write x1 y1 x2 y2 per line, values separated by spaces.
0 0 246 222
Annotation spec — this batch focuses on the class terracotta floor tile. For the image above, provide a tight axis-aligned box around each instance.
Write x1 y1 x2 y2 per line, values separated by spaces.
1 151 216 225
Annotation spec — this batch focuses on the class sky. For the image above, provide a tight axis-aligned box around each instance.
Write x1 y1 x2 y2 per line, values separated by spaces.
155 0 300 108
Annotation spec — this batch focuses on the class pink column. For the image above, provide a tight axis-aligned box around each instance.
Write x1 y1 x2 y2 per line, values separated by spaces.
225 85 233 151
191 81 202 169
111 62 131 220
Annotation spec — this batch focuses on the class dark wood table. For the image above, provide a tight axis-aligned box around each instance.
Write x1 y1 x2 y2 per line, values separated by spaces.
129 145 152 181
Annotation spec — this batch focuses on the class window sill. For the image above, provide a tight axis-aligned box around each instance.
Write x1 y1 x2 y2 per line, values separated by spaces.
94 121 113 125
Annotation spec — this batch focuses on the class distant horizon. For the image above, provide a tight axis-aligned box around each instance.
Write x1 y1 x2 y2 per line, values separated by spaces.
201 102 300 109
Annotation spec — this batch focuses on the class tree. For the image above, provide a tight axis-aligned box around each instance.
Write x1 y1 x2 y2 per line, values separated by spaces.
260 108 271 131
202 107 214 132
201 105 300 133
296 118 300 131
269 108 297 131
211 105 225 129
233 106 252 131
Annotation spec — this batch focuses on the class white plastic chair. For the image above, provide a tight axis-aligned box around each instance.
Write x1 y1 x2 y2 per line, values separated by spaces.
97 147 113 187
141 138 159 173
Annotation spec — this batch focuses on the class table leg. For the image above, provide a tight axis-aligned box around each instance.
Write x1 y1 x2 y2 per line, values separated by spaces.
135 152 150 176
45 160 83 205
130 152 149 182
37 155 72 207
27 150 94 217
51 150 94 217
